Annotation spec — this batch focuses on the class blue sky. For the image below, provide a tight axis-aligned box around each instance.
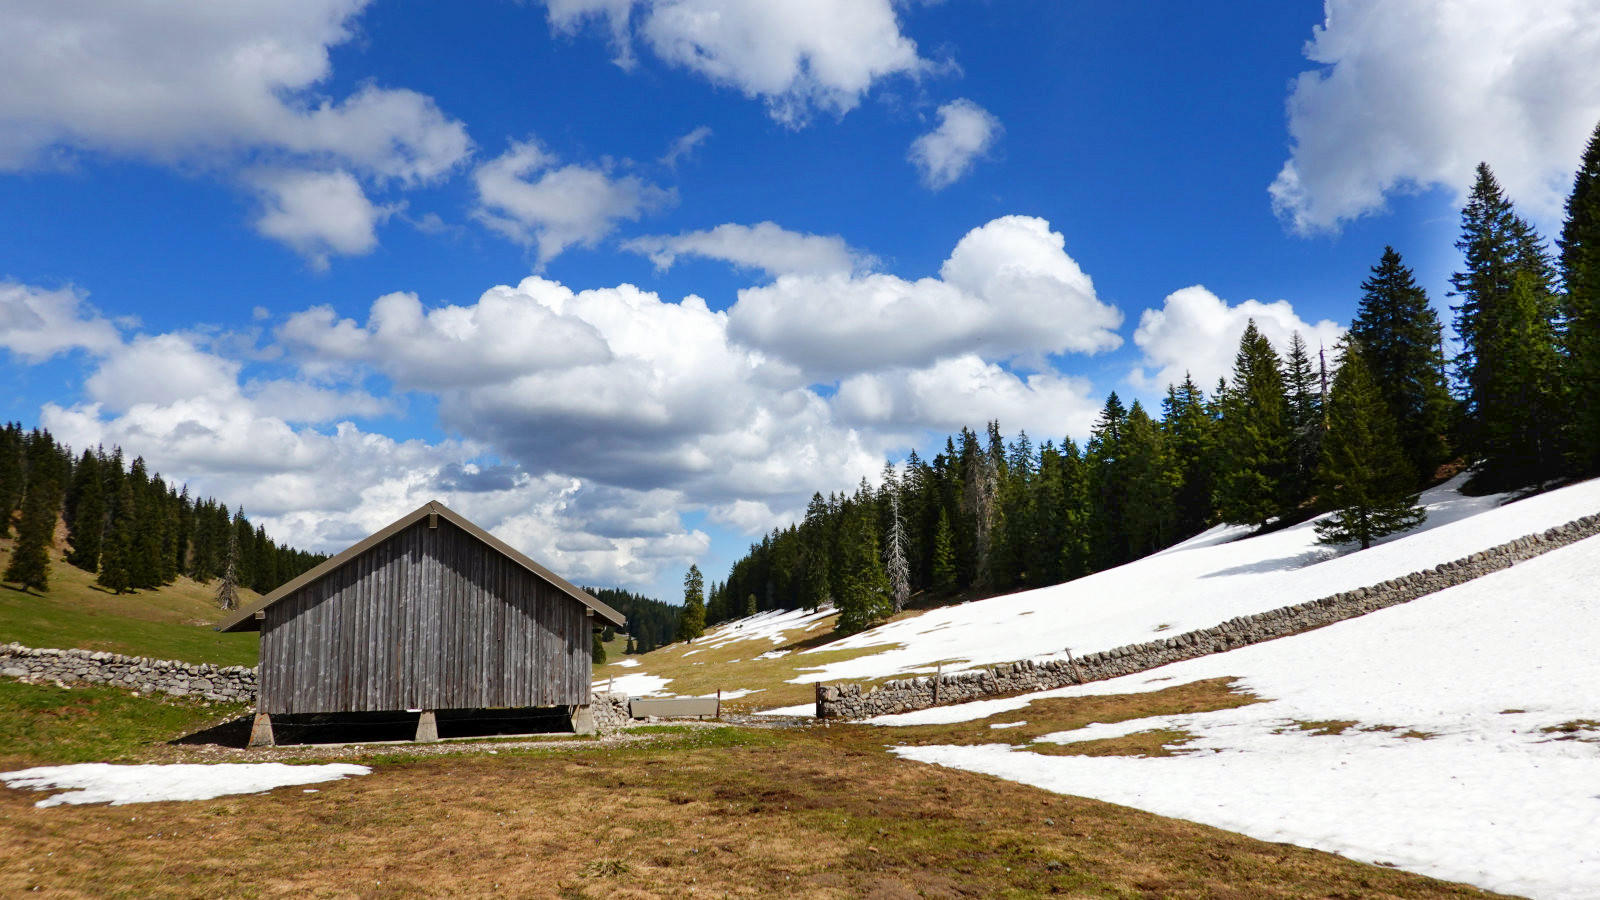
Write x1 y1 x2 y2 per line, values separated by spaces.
3 1 1598 603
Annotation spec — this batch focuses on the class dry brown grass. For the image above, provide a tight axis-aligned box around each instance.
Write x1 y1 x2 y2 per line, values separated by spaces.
0 723 1515 899
857 676 1263 752
595 608 915 711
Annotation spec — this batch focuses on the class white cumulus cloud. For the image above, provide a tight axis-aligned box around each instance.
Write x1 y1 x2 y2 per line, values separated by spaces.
728 215 1122 379
541 0 930 125
250 169 394 270
0 1 471 180
473 139 674 263
1130 285 1344 392
909 99 1002 190
1271 0 1600 233
622 221 873 278
0 282 122 362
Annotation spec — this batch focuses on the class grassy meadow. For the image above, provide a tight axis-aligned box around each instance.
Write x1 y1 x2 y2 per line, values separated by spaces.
0 532 260 667
0 677 1514 900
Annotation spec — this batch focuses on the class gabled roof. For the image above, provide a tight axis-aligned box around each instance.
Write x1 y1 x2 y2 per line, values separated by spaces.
216 500 626 632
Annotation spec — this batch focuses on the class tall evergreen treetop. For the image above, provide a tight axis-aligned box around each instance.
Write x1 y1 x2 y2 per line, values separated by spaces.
1215 320 1293 527
1450 163 1565 488
1351 246 1452 483
678 564 706 641
1560 118 1600 475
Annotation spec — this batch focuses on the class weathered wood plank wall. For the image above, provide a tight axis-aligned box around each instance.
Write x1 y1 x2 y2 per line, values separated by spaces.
259 518 591 715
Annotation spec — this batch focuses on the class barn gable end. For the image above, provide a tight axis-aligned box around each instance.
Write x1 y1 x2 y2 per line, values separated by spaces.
217 501 624 719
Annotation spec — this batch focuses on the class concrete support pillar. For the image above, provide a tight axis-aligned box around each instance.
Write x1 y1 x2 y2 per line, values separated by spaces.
247 713 275 748
415 710 439 743
570 704 595 735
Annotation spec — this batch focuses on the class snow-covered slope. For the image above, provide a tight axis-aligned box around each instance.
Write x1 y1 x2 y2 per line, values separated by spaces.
790 474 1600 685
885 531 1600 900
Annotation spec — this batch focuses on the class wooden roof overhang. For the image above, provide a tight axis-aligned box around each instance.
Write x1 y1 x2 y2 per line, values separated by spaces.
216 500 626 633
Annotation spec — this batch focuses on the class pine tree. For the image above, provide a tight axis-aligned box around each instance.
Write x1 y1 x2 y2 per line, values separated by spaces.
1162 374 1217 537
745 593 758 617
833 501 892 634
884 491 911 612
1121 401 1177 559
798 493 832 610
1087 392 1130 568
592 631 607 663
1352 246 1452 484
1314 342 1426 549
1215 320 1293 526
931 508 957 592
3 477 57 592
625 634 637 654
1451 163 1565 489
1560 118 1600 475
0 424 22 539
677 564 706 641
1282 331 1324 504
97 478 135 594
216 523 240 611
66 449 105 573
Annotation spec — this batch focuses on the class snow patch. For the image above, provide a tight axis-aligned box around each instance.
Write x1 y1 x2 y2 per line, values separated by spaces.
593 673 672 696
1 763 370 808
797 475 1600 685
611 659 640 668
753 703 816 717
894 532 1600 900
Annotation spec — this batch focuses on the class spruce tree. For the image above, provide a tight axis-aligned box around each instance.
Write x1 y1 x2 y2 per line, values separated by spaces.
66 449 105 572
745 593 758 617
931 508 957 592
592 631 606 663
1121 401 1177 559
1351 246 1452 484
625 634 637 654
97 479 135 594
677 564 706 641
1314 342 1426 549
1162 374 1217 537
1560 118 1600 475
1451 163 1565 489
1215 320 1294 527
3 478 57 592
833 501 892 634
1087 392 1130 568
0 424 22 539
1283 331 1324 504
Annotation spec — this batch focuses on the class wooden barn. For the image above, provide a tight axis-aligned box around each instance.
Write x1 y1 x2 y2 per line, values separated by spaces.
217 500 625 746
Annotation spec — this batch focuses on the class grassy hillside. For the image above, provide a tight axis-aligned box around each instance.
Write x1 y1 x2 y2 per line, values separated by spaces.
0 527 260 667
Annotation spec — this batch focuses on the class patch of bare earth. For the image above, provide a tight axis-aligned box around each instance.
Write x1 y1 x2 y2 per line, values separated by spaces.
0 713 1515 899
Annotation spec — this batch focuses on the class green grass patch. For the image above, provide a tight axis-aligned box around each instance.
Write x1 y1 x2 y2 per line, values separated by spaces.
0 679 246 766
0 542 259 667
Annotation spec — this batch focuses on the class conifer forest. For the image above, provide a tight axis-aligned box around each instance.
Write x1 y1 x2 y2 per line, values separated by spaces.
699 122 1600 638
0 426 326 597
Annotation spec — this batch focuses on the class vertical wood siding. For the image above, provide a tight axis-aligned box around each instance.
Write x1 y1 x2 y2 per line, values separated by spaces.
259 519 592 715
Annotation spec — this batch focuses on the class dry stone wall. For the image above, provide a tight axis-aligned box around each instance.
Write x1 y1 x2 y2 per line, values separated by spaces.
589 691 631 734
817 512 1600 720
0 643 256 703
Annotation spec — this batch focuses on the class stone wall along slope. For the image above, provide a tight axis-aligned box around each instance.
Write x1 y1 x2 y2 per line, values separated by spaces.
0 643 256 703
816 512 1600 720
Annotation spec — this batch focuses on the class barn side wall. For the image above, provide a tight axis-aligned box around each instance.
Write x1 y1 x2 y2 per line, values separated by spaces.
260 518 592 715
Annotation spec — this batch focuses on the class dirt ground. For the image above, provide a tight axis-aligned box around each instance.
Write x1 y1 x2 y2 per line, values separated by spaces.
0 719 1513 900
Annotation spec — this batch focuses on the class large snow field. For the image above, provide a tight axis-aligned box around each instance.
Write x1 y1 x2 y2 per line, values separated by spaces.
889 533 1600 900
1 763 370 807
790 474 1600 685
